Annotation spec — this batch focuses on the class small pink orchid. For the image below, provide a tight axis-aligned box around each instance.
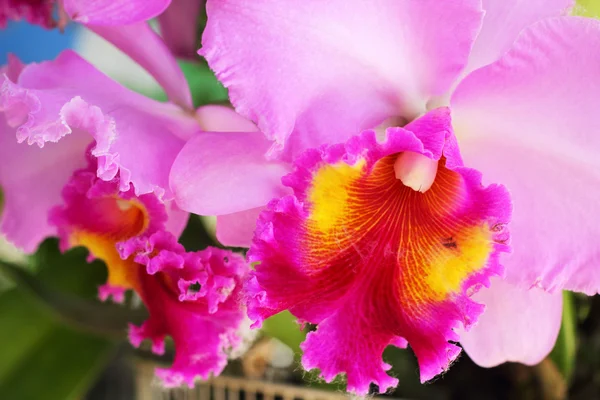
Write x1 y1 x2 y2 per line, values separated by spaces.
166 0 600 394
48 153 250 386
120 231 250 387
0 50 253 385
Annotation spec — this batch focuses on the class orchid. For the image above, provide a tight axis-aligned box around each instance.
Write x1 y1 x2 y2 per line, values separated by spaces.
0 38 252 385
161 0 600 394
2 0 600 397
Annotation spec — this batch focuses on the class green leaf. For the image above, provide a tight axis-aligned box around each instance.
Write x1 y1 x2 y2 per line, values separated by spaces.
181 60 229 107
575 0 600 17
0 289 55 382
31 238 107 298
0 286 117 400
261 311 306 355
0 256 146 339
0 238 140 399
135 59 228 108
550 291 577 381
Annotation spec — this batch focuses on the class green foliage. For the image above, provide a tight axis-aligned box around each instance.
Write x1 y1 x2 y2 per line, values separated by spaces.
0 239 140 399
0 285 116 399
262 311 306 356
140 59 229 108
576 0 600 17
550 291 578 381
181 59 229 108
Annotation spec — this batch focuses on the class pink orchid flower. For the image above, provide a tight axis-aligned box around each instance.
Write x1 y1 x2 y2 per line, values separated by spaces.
50 151 250 386
169 0 600 394
0 50 253 385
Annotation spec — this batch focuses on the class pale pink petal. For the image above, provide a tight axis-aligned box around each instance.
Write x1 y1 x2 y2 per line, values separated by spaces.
158 0 203 60
451 17 600 294
165 202 190 240
64 0 170 25
170 131 291 215
89 23 192 109
196 105 257 132
202 0 483 155
0 117 89 252
216 207 262 248
463 0 574 75
3 50 198 200
460 278 563 367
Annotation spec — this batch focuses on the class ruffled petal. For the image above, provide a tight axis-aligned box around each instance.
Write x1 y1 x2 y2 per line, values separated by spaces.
0 117 89 252
49 156 177 301
170 131 291 215
88 23 192 109
464 0 573 75
301 305 401 394
158 0 203 60
460 278 563 367
63 0 170 25
248 109 512 394
121 231 249 387
451 17 600 294
2 50 198 200
216 207 263 248
202 0 483 155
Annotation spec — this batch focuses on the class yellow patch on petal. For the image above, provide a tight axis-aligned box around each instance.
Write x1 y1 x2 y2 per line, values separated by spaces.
424 224 492 301
308 159 365 233
301 154 496 305
69 197 150 292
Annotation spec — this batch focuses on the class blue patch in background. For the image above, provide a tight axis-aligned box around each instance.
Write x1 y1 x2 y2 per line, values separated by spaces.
0 21 79 64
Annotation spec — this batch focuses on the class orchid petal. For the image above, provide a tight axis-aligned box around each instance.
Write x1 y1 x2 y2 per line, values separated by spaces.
49 159 172 300
202 0 483 156
2 50 198 201
170 131 291 215
158 0 203 60
463 0 573 75
216 207 263 248
0 117 89 252
88 23 192 109
122 232 250 386
195 105 257 132
460 278 563 367
64 0 171 25
452 17 600 294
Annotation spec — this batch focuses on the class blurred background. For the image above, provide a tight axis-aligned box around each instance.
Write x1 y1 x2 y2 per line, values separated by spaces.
1 1 600 399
